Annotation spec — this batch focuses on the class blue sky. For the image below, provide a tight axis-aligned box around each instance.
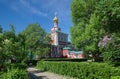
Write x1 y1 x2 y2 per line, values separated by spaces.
0 0 73 40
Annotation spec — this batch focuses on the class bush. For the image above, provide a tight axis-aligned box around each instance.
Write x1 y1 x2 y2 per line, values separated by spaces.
6 63 27 70
100 34 120 65
37 61 120 79
42 58 87 62
0 63 28 78
1 68 28 79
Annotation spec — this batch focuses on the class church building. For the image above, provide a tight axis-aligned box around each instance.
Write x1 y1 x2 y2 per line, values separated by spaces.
50 14 68 57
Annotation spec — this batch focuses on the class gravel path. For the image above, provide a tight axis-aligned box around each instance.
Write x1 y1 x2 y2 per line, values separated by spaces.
27 67 74 79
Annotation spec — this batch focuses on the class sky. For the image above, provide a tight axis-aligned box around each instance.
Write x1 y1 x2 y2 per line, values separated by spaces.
0 0 73 40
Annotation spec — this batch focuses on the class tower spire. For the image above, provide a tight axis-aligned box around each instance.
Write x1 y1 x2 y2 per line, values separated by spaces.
53 12 58 27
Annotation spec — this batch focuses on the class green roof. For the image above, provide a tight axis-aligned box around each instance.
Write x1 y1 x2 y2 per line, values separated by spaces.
70 51 83 54
63 47 71 50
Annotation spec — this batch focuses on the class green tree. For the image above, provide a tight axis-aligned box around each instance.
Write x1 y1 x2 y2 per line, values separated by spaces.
71 0 99 49
3 25 16 56
22 23 50 58
0 26 4 68
16 33 26 61
83 14 105 60
2 25 25 62
70 0 120 62
71 0 98 25
99 33 120 64
71 0 101 60
96 0 120 63
0 25 3 33
95 0 120 33
71 20 86 49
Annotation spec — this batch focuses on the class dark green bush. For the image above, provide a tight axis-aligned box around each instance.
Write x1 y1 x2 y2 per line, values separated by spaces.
37 61 120 79
1 68 28 79
6 63 27 70
0 63 28 78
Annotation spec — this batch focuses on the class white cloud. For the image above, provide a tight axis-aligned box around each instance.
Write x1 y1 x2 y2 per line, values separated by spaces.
10 0 73 30
11 0 48 17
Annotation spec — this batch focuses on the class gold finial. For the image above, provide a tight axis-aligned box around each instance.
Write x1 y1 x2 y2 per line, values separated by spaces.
53 12 58 22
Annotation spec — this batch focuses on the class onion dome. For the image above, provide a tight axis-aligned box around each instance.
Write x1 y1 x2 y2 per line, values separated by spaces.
53 16 58 22
53 12 58 23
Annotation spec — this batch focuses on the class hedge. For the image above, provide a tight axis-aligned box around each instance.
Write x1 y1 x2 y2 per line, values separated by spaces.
42 58 87 62
37 61 120 79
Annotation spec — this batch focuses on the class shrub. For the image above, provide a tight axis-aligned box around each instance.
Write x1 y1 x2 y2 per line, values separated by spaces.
99 34 120 65
1 68 28 79
6 63 27 70
37 61 120 79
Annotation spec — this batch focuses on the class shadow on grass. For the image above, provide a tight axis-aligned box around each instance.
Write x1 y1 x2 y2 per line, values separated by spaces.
28 69 48 79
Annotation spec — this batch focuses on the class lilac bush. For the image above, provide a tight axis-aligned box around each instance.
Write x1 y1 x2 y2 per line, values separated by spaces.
98 35 112 47
98 34 120 64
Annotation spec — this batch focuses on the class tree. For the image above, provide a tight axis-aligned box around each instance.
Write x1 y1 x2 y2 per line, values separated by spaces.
70 0 120 61
71 0 99 49
0 26 4 68
17 33 26 59
22 23 50 58
71 0 101 60
2 25 25 62
95 0 120 63
3 24 16 58
0 25 3 33
99 33 120 64
71 20 86 49
95 0 120 33
71 0 98 25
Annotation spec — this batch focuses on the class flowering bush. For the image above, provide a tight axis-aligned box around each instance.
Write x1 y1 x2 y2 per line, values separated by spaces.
98 34 120 65
98 35 112 47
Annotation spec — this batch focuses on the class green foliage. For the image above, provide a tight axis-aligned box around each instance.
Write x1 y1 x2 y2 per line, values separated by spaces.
22 23 46 49
37 61 120 79
100 33 120 64
16 33 27 61
71 0 120 62
95 0 120 33
0 23 50 78
1 69 28 79
71 13 105 60
71 0 98 25
70 20 86 48
71 0 104 56
84 14 103 52
111 76 120 79
1 63 28 79
6 63 27 70
0 25 3 33
22 23 50 57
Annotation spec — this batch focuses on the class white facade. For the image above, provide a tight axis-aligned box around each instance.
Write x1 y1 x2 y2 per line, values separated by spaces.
50 14 68 57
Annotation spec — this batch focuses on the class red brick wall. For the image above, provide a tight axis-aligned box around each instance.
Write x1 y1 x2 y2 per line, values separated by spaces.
62 50 69 57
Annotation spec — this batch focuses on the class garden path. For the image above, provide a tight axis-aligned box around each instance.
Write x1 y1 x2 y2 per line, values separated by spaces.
27 67 74 79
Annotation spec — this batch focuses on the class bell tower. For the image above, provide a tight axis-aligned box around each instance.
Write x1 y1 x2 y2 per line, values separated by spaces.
50 13 68 57
51 13 60 45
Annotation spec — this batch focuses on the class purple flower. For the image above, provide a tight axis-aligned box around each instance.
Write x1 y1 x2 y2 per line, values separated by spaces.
98 35 112 47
